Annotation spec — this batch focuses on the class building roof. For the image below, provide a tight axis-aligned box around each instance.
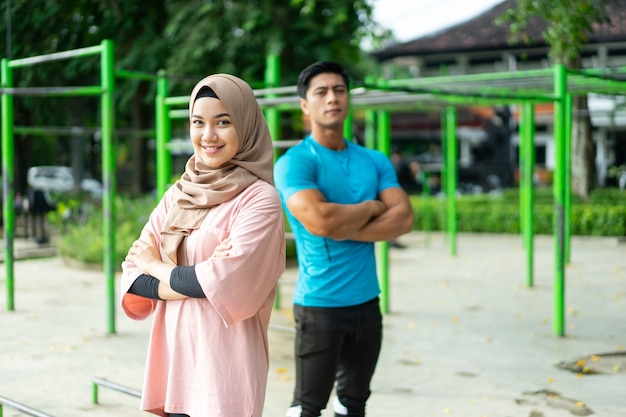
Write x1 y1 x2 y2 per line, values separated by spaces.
372 0 626 61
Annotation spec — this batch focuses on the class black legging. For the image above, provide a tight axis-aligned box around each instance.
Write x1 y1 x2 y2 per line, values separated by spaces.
168 414 190 417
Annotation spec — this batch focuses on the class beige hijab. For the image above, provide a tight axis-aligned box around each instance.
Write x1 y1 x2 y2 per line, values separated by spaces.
159 74 274 265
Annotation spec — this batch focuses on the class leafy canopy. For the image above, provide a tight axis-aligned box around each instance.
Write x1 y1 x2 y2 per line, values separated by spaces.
495 0 613 65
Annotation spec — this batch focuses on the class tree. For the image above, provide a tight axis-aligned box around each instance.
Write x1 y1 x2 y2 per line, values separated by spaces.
1 0 170 194
496 0 615 200
162 0 381 91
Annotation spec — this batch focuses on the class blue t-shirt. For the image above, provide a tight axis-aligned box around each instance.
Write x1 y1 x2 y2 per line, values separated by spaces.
274 136 400 307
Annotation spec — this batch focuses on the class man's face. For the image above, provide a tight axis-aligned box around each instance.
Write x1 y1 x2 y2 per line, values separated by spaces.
300 72 349 130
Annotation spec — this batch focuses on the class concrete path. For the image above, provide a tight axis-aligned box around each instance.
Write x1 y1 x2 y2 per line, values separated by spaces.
1 232 625 417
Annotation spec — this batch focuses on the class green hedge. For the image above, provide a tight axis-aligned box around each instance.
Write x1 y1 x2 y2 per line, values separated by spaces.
55 195 157 267
411 188 626 236
55 188 624 267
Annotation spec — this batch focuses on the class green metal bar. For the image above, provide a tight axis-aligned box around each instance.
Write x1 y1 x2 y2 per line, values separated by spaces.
344 110 353 141
521 102 535 288
552 64 567 337
168 109 190 120
264 54 281 161
376 106 391 313
344 76 356 141
13 126 154 137
164 95 190 106
155 71 170 198
115 69 159 81
0 86 104 96
100 39 117 334
8 44 102 67
440 112 447 236
564 94 573 264
264 53 282 310
92 382 99 404
364 83 556 105
445 106 457 256
389 67 554 87
422 171 431 247
1 58 15 311
364 109 376 150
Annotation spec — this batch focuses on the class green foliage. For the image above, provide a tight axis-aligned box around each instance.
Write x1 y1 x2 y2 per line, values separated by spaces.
411 188 626 236
495 0 613 65
56 195 157 267
57 194 298 266
162 0 383 92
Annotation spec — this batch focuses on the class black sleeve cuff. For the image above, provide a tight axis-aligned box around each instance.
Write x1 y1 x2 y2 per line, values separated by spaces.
170 265 206 298
128 274 162 300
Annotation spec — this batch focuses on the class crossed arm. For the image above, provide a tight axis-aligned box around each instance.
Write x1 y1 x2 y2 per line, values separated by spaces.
125 235 231 300
285 186 414 242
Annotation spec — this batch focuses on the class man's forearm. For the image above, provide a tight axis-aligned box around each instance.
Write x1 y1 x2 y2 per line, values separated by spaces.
295 199 385 240
350 205 414 242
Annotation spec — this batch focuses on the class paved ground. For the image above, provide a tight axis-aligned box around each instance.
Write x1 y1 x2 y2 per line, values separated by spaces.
1 231 625 417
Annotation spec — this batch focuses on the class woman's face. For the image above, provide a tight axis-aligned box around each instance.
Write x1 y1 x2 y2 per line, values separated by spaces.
190 97 239 169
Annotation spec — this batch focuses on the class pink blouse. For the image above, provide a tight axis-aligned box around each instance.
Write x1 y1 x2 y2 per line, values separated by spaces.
120 179 286 417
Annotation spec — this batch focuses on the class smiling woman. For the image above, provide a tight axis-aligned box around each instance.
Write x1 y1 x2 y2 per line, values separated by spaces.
119 73 286 417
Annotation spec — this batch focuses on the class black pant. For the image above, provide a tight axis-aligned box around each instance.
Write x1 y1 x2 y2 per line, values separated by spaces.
290 297 383 417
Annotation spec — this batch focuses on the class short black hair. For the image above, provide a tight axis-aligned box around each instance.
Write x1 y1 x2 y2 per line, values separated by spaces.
296 61 350 98
194 85 219 101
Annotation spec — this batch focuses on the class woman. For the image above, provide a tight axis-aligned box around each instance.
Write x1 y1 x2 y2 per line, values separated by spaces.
120 74 286 417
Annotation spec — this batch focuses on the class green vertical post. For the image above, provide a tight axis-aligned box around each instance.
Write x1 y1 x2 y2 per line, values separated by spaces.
445 106 457 256
264 54 283 309
552 64 567 337
100 39 117 334
264 54 281 159
440 112 447 235
1 58 15 311
344 111 353 142
422 171 431 246
364 109 376 150
155 70 170 198
363 77 377 150
376 106 391 313
92 382 99 404
564 94 573 264
521 102 535 287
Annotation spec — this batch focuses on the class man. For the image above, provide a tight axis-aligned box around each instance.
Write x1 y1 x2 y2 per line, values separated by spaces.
274 61 414 417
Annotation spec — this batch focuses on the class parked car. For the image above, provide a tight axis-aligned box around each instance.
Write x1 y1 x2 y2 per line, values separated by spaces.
27 166 102 197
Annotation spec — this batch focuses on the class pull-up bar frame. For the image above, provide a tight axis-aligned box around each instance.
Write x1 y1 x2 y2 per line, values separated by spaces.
1 40 118 335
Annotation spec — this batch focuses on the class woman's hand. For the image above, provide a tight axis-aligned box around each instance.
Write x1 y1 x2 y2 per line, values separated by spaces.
126 235 161 275
211 237 232 258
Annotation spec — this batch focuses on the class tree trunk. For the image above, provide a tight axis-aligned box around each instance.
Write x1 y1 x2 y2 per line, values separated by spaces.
570 95 597 200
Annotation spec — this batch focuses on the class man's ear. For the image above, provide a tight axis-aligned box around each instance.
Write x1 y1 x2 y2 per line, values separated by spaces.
300 98 309 115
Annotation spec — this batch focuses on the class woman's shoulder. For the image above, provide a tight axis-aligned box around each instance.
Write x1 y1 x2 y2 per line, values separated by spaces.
239 179 281 202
